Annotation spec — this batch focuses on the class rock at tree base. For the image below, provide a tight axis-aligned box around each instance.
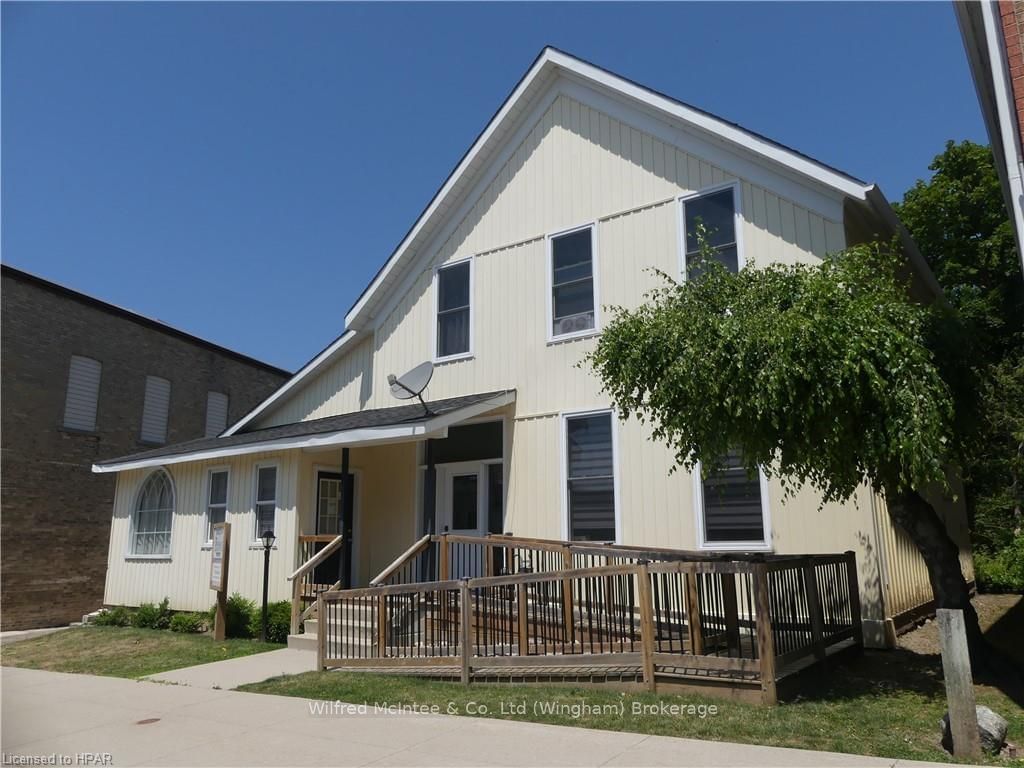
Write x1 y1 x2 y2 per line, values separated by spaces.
940 705 1009 754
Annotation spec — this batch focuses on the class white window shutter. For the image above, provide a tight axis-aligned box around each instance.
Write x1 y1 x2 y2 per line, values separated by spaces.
205 391 229 438
141 375 171 444
63 355 102 431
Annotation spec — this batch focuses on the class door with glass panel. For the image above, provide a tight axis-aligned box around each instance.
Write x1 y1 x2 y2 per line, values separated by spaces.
437 462 487 578
313 471 351 587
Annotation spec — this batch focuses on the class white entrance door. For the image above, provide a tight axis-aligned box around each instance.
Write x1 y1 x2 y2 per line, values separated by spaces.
437 462 487 578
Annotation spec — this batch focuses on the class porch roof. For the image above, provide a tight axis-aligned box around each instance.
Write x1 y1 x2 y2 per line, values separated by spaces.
92 390 515 474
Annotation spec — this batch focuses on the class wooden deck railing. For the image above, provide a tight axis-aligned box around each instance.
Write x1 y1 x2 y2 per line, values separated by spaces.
324 543 862 704
289 533 345 635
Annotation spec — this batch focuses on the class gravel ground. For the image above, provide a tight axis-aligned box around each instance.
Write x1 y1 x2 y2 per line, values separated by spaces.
897 593 1022 661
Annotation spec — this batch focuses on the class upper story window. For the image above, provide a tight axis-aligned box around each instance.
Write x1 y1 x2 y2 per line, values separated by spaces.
140 375 171 444
550 226 596 339
63 355 102 432
435 259 472 359
205 392 229 438
132 469 174 556
683 186 740 279
697 449 769 549
205 468 229 543
565 410 616 542
254 464 278 539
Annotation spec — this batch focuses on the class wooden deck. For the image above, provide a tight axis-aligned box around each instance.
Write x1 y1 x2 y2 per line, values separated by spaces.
294 533 864 705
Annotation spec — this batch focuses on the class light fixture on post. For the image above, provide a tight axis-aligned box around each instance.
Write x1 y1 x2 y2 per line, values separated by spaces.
260 529 276 642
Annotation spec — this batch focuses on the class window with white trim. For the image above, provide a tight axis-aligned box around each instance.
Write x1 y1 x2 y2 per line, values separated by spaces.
204 392 229 438
699 450 767 546
206 468 229 543
683 187 739 278
140 375 171 444
436 260 471 358
132 469 174 556
550 227 596 338
254 464 278 539
63 355 102 431
565 411 616 541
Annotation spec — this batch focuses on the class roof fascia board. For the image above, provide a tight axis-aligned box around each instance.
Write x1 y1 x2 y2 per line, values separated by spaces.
92 422 436 474
557 76 849 222
978 0 1024 268
344 52 556 330
368 86 563 332
355 50 870 333
222 330 359 436
546 49 869 201
863 186 946 302
93 391 516 474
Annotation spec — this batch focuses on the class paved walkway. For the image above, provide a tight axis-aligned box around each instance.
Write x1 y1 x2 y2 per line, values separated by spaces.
0 626 69 645
2 666 952 767
145 647 316 689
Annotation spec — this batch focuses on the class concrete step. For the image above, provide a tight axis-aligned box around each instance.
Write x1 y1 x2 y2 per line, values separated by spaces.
287 632 377 653
287 633 317 651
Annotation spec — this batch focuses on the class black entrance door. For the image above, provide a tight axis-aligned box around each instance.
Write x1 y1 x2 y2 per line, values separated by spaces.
313 471 354 587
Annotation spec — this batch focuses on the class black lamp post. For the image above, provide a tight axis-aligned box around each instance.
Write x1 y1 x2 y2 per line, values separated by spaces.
260 529 276 642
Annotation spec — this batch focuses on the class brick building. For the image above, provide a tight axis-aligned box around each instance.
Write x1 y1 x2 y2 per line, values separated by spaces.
957 0 1024 273
0 265 290 629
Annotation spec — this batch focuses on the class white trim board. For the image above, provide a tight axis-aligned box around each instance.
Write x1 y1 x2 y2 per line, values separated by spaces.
223 330 359 437
93 391 516 474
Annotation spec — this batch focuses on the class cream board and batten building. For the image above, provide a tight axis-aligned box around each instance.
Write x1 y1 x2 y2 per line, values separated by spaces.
95 48 972 647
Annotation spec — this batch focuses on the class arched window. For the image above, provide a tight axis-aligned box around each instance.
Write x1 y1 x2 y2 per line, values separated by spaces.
132 469 174 556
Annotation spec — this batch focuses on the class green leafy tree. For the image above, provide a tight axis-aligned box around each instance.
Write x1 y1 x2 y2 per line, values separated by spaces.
584 242 988 660
895 141 1024 560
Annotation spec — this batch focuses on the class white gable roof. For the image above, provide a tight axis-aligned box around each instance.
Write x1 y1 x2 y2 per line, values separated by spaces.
226 46 929 437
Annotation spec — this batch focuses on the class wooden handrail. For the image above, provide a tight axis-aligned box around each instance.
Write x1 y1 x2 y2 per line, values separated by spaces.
369 534 432 585
315 545 862 701
288 533 344 581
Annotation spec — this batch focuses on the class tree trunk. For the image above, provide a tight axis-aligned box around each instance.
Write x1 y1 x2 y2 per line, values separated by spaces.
885 489 988 669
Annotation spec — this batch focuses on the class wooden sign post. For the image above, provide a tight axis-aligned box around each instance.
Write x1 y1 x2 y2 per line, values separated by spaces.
210 522 231 641
937 608 981 759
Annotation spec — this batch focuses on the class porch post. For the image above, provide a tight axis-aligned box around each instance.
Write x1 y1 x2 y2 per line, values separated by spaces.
340 448 353 588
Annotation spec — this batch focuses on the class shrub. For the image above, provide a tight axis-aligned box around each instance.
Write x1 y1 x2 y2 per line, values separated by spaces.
975 535 1024 593
133 597 172 630
92 606 133 627
169 612 205 634
213 593 257 638
248 600 291 644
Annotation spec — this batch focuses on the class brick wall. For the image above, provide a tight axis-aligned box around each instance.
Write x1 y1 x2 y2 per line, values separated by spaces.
999 1 1024 147
0 271 289 629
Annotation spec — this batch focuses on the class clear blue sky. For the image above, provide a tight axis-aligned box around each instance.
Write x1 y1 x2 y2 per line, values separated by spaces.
2 2 985 372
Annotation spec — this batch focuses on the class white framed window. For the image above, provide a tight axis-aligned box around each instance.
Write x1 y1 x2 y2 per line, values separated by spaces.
562 410 618 542
140 375 171 444
680 183 743 279
694 449 771 551
254 463 278 540
204 467 229 544
130 468 174 557
434 258 473 361
204 392 230 438
63 355 102 431
548 224 598 341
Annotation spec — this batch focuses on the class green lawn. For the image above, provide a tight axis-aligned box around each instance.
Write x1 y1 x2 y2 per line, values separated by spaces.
1 626 283 679
240 640 1024 765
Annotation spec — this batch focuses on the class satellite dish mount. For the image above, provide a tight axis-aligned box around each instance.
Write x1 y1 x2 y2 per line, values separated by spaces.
388 361 434 415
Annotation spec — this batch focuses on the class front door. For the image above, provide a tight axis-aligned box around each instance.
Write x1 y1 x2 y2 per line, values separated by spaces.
313 471 353 587
437 462 487 578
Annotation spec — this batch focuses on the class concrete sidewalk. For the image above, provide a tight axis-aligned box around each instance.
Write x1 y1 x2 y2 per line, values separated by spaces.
1 666 952 768
145 648 316 689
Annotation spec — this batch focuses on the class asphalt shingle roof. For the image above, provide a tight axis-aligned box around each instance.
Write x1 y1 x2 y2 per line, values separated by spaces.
95 390 512 468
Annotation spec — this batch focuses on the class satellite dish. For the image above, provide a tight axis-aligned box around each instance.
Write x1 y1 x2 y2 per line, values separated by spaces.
388 361 434 414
